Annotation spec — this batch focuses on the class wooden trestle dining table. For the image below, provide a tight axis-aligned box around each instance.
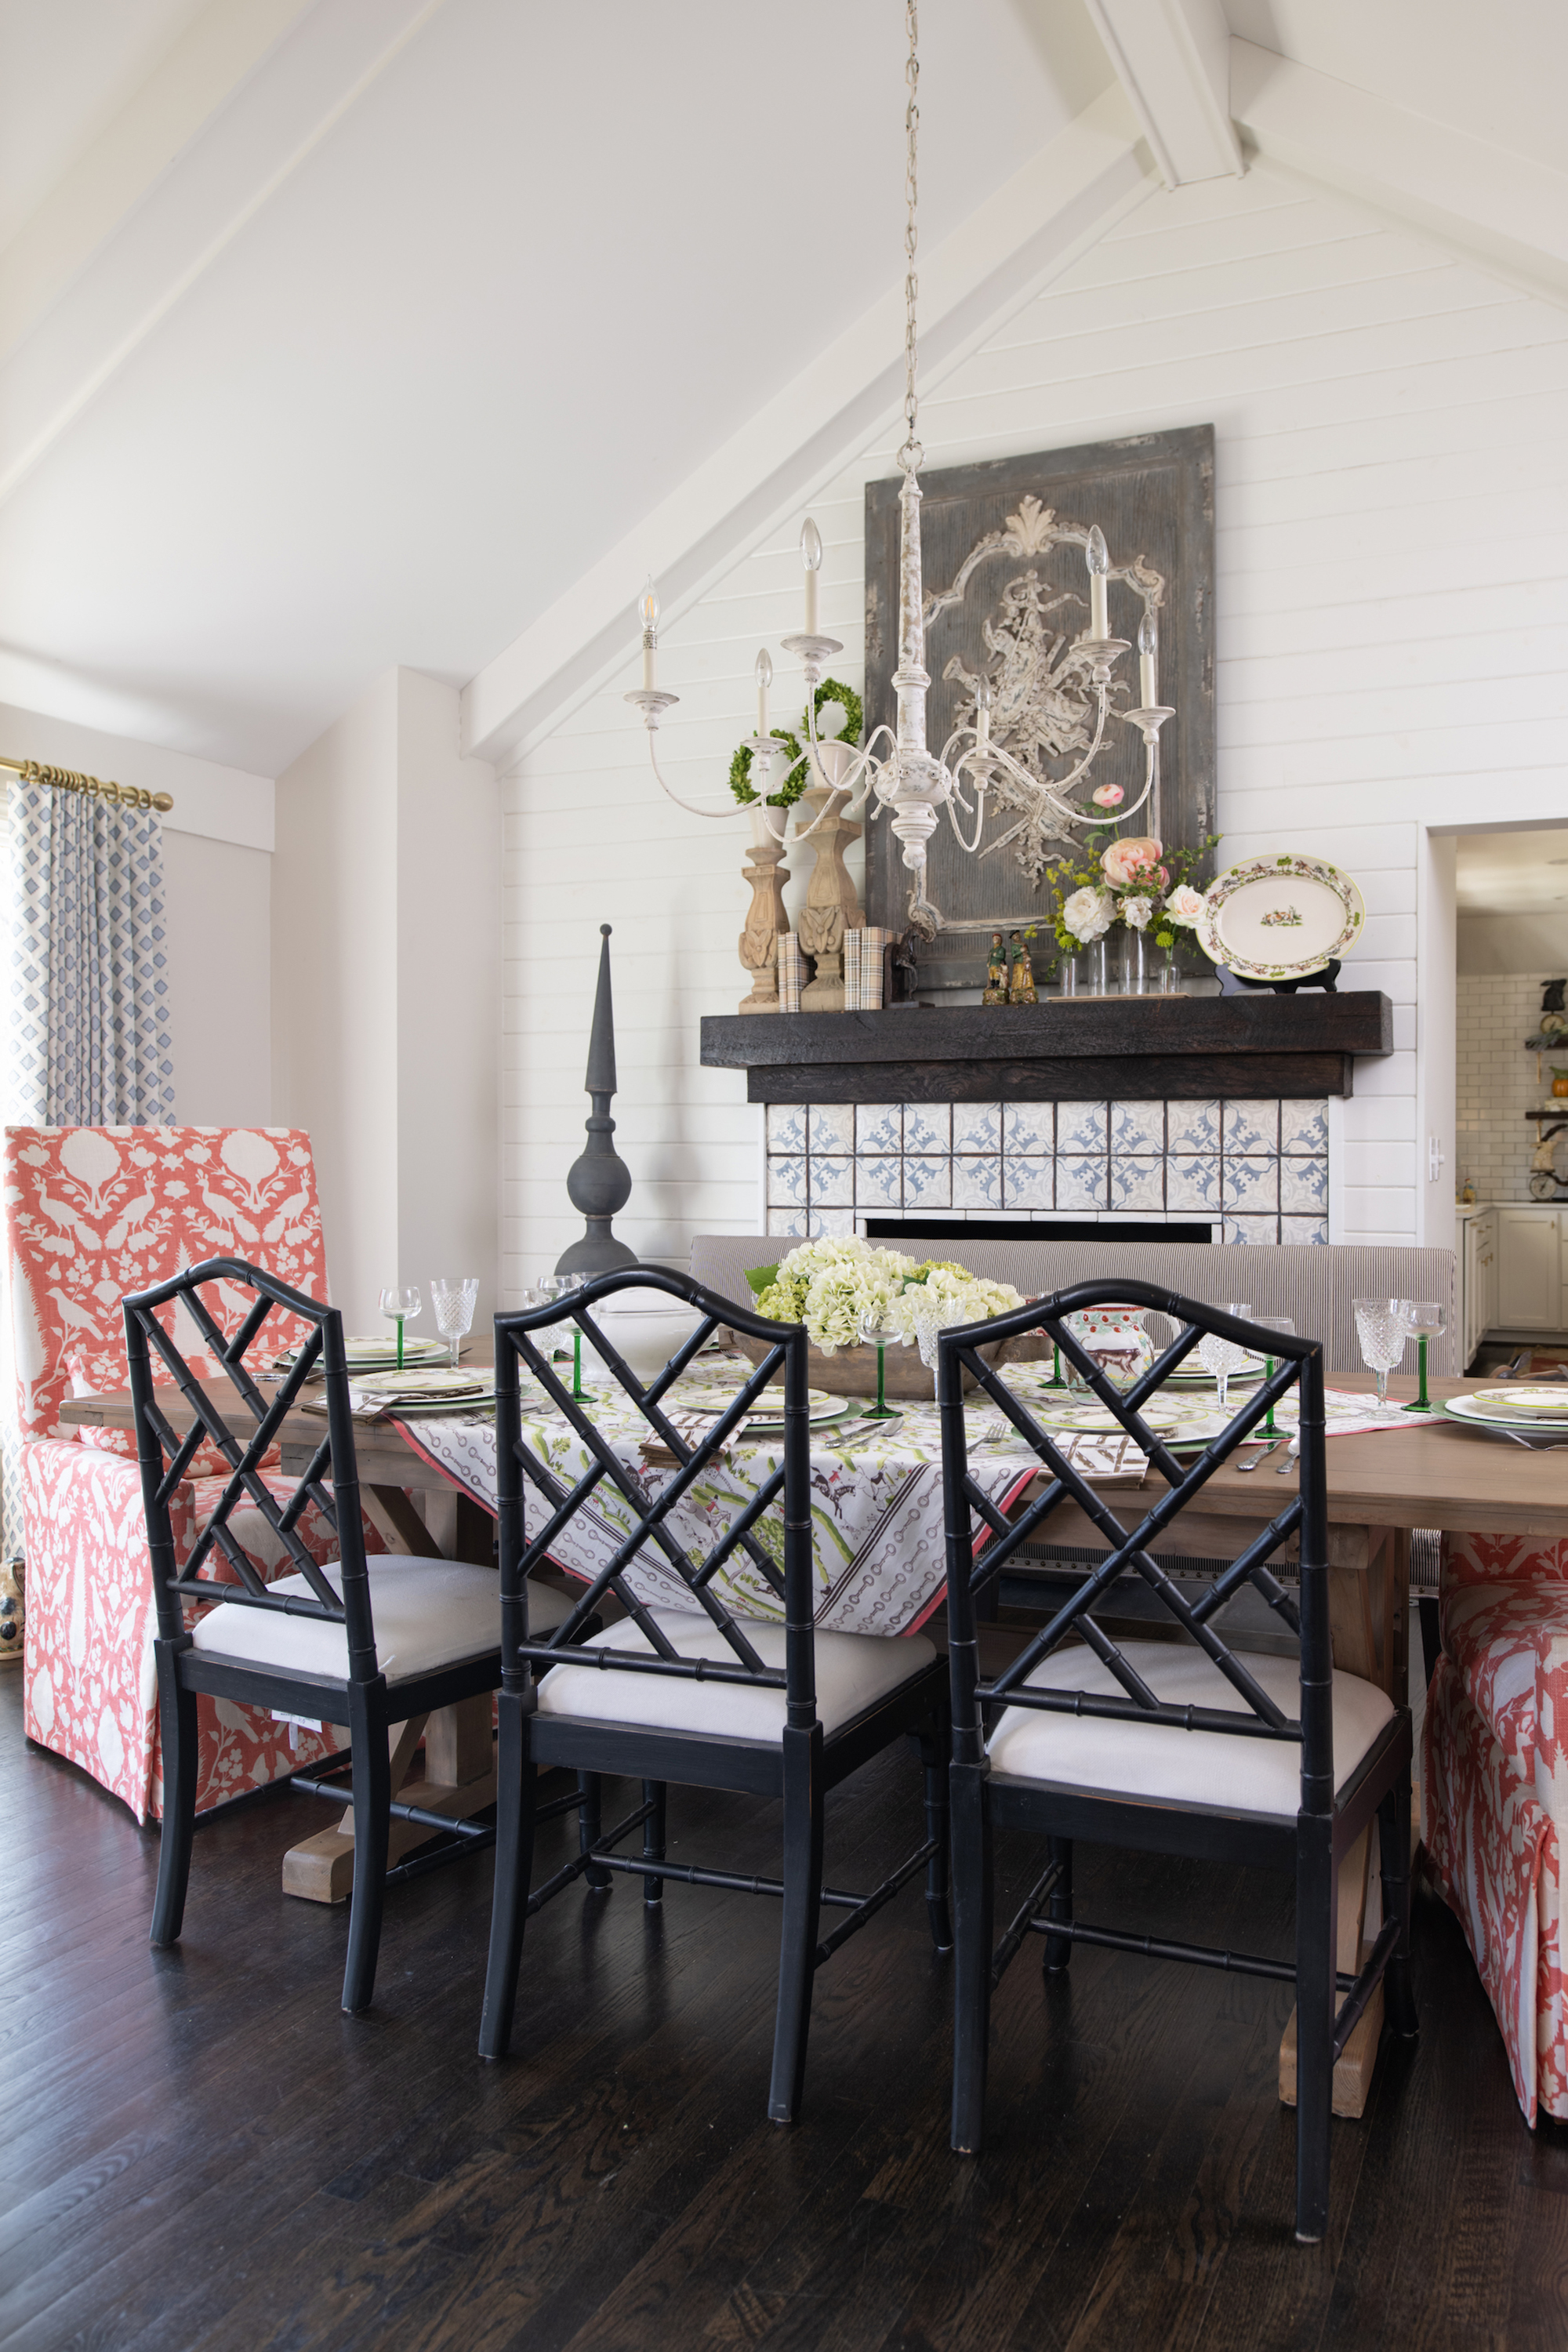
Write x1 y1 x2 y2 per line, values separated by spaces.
63 1356 1568 2112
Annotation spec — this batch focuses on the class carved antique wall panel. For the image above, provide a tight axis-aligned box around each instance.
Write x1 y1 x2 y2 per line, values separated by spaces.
862 424 1215 992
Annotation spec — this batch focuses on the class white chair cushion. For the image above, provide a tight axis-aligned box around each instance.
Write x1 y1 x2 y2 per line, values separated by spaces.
535 1606 935 1744
190 1558 568 1683
986 1637 1395 1816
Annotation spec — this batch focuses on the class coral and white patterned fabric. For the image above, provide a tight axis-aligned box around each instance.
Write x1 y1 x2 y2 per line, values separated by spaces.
5 1125 324 1441
20 1438 349 1823
6 1125 368 1822
1423 1530 1568 2124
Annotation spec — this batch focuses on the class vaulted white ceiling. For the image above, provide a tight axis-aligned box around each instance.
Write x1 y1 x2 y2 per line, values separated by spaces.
2 0 1563 779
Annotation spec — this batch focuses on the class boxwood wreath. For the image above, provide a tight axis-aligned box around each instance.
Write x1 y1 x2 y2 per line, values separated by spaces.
729 677 864 808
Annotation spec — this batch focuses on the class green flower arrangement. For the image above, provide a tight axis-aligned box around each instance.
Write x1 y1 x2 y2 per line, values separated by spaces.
729 677 863 809
1044 829 1221 956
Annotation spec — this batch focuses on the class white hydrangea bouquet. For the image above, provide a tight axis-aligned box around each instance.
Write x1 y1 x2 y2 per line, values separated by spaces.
749 1237 1024 1370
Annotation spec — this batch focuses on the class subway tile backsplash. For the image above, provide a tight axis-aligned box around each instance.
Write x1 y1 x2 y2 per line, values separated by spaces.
763 1098 1330 1243
1457 973 1562 1203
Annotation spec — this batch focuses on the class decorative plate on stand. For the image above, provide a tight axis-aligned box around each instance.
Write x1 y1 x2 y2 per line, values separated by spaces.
1196 854 1365 982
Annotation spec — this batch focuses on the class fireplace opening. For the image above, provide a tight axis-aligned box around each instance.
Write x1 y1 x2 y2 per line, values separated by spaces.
862 1217 1215 1245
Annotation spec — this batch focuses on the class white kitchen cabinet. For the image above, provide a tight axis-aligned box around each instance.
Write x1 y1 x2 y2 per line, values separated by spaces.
1461 1211 1497 1368
1497 1207 1559 1331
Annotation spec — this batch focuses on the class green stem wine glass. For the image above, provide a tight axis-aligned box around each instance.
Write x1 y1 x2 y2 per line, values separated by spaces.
1403 1301 1445 1412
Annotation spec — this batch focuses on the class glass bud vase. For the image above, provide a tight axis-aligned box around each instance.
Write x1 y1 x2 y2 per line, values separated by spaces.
1058 951 1080 997
1087 937 1109 996
1120 929 1149 996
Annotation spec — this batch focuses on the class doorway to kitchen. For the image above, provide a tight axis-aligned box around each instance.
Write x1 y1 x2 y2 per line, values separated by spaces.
1454 824 1568 1371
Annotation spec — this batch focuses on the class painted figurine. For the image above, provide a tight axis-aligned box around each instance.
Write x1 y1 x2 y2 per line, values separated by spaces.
1007 930 1038 1005
983 931 1009 1005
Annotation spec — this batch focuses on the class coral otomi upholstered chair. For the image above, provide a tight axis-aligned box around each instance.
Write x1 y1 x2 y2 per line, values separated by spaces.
1423 1533 1568 2125
7 1124 378 1824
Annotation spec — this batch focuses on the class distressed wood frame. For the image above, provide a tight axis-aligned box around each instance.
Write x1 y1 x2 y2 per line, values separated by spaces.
862 424 1216 993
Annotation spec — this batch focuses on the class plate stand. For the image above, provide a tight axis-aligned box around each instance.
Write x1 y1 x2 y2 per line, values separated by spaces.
1216 958 1341 996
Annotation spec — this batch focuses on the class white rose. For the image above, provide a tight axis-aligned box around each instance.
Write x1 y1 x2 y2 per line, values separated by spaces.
1062 886 1113 942
1165 884 1205 927
1122 894 1154 930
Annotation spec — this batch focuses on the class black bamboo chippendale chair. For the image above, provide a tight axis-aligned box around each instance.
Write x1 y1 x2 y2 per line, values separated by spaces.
937 1279 1417 2245
125 1256 576 2015
478 1267 952 2122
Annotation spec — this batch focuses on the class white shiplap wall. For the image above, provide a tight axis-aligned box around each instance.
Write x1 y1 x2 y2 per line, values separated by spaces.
502 164 1568 1296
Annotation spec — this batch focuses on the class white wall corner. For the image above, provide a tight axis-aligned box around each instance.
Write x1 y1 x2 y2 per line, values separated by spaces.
1083 0 1243 188
0 697 274 848
1415 830 1457 1251
460 85 1155 774
1230 36 1568 310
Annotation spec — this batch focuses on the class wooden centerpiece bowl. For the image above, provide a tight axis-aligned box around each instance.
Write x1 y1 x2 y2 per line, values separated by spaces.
725 1325 1047 1401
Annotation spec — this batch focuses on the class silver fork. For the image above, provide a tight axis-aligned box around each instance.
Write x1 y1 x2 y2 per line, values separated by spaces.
1236 1436 1290 1473
1276 1439 1301 1475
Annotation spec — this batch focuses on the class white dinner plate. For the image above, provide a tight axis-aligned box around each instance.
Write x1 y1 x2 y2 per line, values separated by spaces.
1440 1398 1568 1446
1195 854 1365 982
1468 1385 1568 1417
353 1367 492 1398
1028 1403 1182 1438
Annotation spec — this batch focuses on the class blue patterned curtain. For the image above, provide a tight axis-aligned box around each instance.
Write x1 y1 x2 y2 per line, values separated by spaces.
6 777 176 1124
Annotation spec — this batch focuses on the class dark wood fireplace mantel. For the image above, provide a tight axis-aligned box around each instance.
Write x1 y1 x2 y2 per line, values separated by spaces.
700 992 1392 1104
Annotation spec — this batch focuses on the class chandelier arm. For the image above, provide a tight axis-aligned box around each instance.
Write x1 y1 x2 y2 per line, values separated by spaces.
642 730 763 825
798 694 884 820
944 781 988 855
977 739 1093 829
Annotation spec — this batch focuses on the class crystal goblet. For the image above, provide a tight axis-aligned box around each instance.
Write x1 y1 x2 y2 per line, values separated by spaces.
379 1283 421 1371
430 1276 479 1372
1354 1297 1413 1410
1197 1302 1254 1417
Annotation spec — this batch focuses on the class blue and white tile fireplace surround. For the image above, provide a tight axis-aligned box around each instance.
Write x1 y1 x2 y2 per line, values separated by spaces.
764 1095 1330 1245
703 990 1389 1251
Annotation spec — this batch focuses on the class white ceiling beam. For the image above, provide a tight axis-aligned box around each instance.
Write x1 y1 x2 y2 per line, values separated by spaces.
0 0 455 511
461 85 1154 771
0 0 318 372
1230 37 1568 308
1081 0 1243 188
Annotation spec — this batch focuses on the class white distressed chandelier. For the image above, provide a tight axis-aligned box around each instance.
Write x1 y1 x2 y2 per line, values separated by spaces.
626 2 1174 939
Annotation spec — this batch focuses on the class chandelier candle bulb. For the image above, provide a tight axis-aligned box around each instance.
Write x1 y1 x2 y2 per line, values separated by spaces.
1138 609 1158 706
755 647 772 735
801 517 822 636
975 678 993 749
639 577 659 690
1087 526 1110 641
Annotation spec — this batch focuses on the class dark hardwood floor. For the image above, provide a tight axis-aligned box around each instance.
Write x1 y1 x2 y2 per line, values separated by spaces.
7 1668 1568 2351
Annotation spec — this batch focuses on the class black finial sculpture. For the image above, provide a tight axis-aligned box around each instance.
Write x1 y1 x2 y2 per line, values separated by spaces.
556 924 637 1276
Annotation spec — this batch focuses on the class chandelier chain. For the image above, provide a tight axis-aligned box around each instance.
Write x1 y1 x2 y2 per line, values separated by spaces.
898 0 923 474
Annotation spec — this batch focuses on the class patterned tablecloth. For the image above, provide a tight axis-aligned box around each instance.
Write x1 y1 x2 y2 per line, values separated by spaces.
390 1360 1418 1640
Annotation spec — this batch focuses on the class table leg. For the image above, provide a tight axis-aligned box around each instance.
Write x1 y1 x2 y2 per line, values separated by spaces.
1279 1523 1399 2118
281 1480 498 1904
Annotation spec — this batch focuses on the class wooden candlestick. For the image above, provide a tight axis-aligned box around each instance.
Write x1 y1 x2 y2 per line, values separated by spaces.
738 811 790 1014
796 764 863 1014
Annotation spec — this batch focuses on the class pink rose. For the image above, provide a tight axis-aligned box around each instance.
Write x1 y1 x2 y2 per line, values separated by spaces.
1091 782 1124 808
1102 835 1162 887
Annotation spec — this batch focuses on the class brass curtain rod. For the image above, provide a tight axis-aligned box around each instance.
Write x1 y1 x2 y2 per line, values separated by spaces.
0 756 172 814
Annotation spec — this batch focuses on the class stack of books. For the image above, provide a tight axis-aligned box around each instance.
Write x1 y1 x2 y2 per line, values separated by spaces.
777 933 804 1014
842 927 893 1011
